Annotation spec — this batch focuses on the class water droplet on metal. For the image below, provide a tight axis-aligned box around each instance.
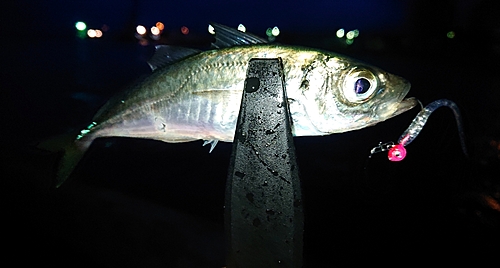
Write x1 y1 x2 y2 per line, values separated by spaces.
245 77 260 93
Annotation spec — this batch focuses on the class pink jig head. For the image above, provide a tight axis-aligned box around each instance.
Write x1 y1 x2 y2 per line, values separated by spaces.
388 144 407 161
369 99 468 162
369 141 407 161
388 133 410 161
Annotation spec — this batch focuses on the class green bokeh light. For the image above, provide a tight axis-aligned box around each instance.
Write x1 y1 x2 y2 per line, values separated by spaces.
346 31 355 40
266 28 273 37
336 28 345 38
75 21 87 31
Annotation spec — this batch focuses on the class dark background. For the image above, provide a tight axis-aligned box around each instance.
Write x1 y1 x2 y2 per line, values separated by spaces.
2 1 499 267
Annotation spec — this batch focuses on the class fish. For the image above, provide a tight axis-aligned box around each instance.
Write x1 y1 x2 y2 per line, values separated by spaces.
51 23 417 187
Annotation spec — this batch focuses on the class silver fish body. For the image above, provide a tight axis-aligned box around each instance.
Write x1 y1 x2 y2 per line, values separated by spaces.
85 45 414 144
55 25 417 187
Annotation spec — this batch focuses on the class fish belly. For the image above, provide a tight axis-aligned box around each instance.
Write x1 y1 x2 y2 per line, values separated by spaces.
94 86 243 143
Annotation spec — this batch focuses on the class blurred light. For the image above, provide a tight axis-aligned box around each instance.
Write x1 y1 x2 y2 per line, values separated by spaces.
336 28 345 38
151 26 160 35
95 29 103 38
346 30 355 39
271 26 280 36
266 28 273 37
447 31 455 39
208 24 215 35
156 22 164 31
101 24 109 32
238 24 246 32
136 25 146 35
268 36 276 42
352 29 359 38
75 21 87 31
87 29 96 38
346 38 354 45
181 26 189 35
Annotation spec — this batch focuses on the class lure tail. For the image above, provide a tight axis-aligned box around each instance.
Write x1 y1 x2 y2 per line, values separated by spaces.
371 99 468 161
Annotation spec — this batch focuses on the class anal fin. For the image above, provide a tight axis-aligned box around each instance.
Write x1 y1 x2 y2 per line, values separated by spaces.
203 139 219 153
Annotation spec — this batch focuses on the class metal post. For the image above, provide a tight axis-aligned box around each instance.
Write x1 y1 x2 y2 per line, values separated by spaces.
225 58 304 267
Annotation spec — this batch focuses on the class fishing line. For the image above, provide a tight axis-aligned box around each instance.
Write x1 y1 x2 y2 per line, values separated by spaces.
361 99 468 192
370 98 468 161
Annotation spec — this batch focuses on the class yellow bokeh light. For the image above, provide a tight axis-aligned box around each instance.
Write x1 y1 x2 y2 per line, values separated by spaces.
95 29 103 38
87 29 96 38
136 25 146 35
156 22 164 31
151 26 160 35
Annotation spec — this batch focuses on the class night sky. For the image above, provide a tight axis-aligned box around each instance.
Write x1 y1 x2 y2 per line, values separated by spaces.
2 1 500 267
10 0 406 35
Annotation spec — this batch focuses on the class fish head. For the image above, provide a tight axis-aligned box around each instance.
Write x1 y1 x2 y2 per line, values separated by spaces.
301 57 418 134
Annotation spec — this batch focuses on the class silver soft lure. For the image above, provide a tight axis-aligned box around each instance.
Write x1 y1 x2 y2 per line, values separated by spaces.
370 99 468 161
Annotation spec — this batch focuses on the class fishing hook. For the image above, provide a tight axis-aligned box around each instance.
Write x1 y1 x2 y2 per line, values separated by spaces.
370 99 468 161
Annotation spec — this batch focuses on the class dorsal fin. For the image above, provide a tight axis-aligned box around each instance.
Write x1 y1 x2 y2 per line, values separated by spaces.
147 45 201 71
210 22 268 49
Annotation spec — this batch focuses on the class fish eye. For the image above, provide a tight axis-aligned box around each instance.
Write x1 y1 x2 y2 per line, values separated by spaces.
355 78 370 94
343 68 378 103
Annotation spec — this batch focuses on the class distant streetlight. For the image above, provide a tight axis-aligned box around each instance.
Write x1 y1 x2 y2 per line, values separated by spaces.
208 24 215 35
136 25 147 35
75 21 86 31
238 24 246 32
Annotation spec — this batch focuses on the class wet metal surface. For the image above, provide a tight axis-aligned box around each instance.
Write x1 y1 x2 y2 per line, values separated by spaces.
226 58 303 267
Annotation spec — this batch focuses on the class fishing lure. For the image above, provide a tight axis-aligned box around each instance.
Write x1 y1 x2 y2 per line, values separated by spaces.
370 99 468 161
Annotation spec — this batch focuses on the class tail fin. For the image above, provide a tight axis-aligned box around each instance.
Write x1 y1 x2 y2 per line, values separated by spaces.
38 132 93 188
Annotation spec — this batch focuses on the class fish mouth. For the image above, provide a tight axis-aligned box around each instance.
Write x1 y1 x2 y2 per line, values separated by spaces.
392 97 419 117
